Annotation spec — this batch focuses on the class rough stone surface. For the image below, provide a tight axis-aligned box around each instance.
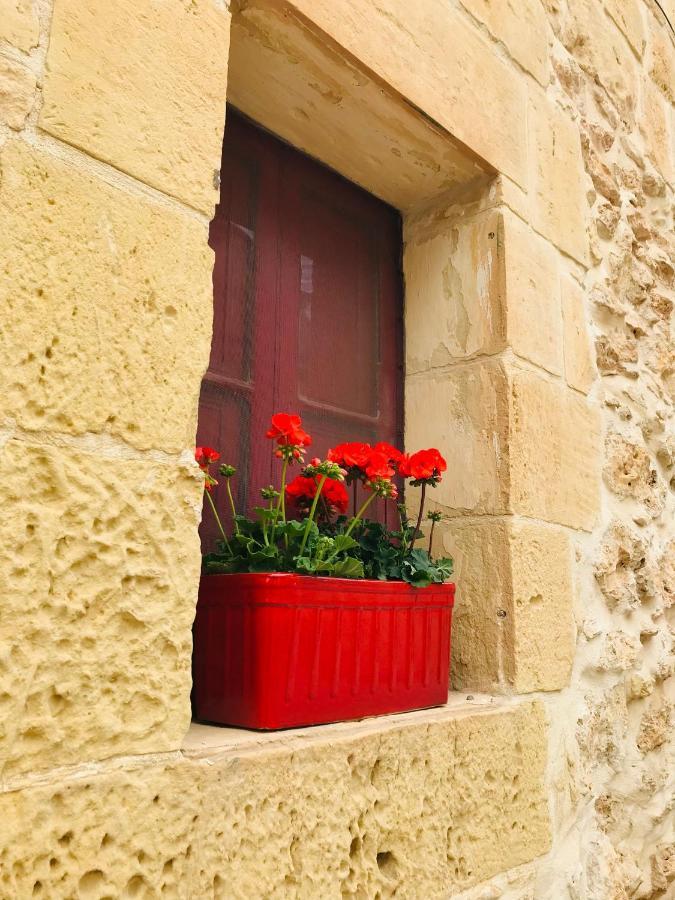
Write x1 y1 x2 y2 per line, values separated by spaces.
562 274 596 393
404 209 505 371
40 0 230 213
0 0 39 51
0 140 213 452
508 370 601 530
406 360 510 517
0 439 202 779
0 55 35 129
445 519 575 693
457 0 549 85
503 211 563 376
0 703 551 899
528 89 589 265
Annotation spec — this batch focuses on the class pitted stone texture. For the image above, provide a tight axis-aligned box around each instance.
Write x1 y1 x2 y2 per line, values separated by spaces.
509 370 601 530
446 519 575 693
285 0 528 188
0 140 213 452
594 521 647 612
0 0 39 51
0 56 36 129
0 702 551 898
404 210 506 372
40 0 230 213
406 359 509 517
528 90 589 265
603 433 666 519
0 439 202 778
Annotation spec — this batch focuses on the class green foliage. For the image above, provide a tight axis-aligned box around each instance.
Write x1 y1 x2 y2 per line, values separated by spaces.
203 512 452 587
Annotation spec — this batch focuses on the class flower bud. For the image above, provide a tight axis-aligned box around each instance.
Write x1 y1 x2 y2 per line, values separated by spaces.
218 464 236 478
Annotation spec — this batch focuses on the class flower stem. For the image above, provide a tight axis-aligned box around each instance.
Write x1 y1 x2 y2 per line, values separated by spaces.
299 475 327 557
352 480 358 518
428 516 436 555
270 457 289 547
344 492 377 540
410 482 427 553
205 490 231 555
226 480 239 534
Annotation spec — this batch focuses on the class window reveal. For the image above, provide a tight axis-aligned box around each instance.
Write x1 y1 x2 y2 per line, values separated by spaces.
198 109 403 547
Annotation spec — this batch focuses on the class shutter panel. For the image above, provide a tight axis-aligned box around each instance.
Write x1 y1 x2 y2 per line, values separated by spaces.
198 110 402 547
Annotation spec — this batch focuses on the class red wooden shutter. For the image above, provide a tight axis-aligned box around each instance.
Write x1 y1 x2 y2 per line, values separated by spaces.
198 109 402 547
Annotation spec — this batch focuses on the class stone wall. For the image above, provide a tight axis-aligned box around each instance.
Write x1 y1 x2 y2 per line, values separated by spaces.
0 0 673 897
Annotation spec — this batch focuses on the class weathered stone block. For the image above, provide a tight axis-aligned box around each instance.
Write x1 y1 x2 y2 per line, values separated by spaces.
406 360 509 516
648 11 675 103
604 0 646 58
508 369 601 530
0 702 551 897
503 211 563 376
0 140 212 452
458 0 549 84
563 0 638 116
0 0 39 51
286 0 529 188
404 210 505 372
641 78 674 185
40 0 230 213
528 91 589 265
561 274 596 393
0 439 202 779
0 55 35 129
445 519 575 693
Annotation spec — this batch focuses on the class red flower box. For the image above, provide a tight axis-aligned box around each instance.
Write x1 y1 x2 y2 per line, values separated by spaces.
192 573 455 730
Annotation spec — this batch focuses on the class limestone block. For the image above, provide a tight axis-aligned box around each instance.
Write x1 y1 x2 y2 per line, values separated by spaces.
641 78 674 186
0 140 213 452
508 370 601 530
406 360 509 516
604 0 646 58
446 519 575 693
528 91 589 265
648 12 675 103
595 631 641 672
285 0 529 188
40 0 230 213
457 0 549 85
0 55 35 129
562 274 596 393
0 702 551 898
595 332 639 375
404 210 505 372
503 211 563 376
0 0 39 51
563 0 638 116
0 439 202 778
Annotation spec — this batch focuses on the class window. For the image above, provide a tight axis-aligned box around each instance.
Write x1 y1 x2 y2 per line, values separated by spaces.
197 110 403 545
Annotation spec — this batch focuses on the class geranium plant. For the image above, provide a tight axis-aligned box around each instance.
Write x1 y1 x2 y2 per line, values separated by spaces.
196 413 453 587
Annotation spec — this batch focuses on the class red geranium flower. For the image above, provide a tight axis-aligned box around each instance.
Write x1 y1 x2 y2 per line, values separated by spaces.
327 442 372 469
266 413 312 448
399 448 447 482
195 446 220 470
364 449 395 481
372 441 403 464
286 475 349 515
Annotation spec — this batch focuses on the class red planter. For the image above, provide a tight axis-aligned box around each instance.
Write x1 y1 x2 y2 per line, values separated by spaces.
192 573 455 730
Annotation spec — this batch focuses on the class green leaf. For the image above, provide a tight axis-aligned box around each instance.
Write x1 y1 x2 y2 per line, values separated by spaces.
332 557 365 578
331 534 359 554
